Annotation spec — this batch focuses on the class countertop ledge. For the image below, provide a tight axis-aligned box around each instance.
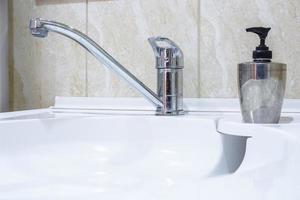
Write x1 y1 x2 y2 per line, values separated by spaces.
52 97 300 113
1 98 300 132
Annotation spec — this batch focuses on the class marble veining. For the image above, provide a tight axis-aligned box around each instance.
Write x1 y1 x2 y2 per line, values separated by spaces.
11 0 86 110
9 0 300 110
199 0 300 98
87 0 198 98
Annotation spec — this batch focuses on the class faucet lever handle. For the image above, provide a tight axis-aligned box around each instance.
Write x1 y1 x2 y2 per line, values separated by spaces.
148 37 184 69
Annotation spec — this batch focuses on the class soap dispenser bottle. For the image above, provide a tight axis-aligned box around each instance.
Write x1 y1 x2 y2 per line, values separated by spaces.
238 27 286 124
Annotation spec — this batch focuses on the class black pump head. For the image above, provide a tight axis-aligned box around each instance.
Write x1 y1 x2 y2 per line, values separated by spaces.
246 27 272 62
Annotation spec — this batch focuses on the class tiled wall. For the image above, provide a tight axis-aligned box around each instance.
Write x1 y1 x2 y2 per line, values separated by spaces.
10 0 300 110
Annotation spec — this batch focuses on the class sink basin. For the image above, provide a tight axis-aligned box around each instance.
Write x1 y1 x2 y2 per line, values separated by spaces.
0 115 247 200
2 97 300 199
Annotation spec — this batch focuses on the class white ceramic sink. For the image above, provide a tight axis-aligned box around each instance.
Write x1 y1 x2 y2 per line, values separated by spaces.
1 97 300 200
0 115 247 200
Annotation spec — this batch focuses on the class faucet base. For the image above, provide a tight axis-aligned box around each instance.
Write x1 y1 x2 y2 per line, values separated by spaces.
155 109 185 116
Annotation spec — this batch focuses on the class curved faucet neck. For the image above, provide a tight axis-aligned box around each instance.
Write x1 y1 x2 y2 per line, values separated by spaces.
29 18 163 108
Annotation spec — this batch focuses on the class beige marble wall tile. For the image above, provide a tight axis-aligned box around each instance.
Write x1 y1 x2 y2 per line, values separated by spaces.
11 0 86 110
11 0 300 111
199 0 300 98
87 0 198 98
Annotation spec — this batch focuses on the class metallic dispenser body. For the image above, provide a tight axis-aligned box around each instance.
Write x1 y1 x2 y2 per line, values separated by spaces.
238 62 286 123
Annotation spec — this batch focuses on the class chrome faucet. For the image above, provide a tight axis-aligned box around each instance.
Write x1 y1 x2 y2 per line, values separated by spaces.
29 18 184 115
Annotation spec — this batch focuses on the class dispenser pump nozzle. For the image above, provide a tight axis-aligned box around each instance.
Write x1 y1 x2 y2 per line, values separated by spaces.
246 27 272 62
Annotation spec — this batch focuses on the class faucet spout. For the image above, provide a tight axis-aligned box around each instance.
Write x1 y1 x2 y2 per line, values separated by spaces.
29 18 163 108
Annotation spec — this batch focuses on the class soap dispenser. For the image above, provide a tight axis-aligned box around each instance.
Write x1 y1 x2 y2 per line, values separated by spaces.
238 27 286 124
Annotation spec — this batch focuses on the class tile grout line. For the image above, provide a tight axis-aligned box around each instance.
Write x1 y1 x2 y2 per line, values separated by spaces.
197 0 201 98
7 0 14 111
85 0 89 97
